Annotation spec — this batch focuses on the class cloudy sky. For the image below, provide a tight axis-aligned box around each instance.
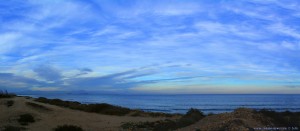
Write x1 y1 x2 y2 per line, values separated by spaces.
1 0 300 94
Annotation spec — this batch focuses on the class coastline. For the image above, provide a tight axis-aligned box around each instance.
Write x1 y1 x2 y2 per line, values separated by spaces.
18 93 300 115
0 95 299 131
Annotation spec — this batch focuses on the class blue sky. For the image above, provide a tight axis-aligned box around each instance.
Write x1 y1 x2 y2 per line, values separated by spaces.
1 0 300 94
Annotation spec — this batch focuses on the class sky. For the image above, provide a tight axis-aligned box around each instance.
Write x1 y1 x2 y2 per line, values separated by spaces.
1 0 300 94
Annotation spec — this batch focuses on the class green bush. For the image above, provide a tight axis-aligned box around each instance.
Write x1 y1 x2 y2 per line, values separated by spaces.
18 114 35 125
53 125 84 131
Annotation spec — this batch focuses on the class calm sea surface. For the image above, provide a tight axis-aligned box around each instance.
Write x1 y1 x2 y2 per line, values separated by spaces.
22 94 300 114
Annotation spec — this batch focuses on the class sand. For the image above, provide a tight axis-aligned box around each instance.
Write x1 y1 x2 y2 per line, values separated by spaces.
1 97 298 131
0 97 168 131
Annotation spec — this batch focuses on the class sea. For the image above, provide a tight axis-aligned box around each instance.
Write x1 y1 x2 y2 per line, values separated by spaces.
21 94 300 114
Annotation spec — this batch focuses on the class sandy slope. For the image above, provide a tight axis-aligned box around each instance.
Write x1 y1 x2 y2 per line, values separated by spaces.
0 97 168 131
179 108 273 131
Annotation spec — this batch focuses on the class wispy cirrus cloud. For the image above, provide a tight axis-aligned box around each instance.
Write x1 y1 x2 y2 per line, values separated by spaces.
268 23 300 39
1 0 300 93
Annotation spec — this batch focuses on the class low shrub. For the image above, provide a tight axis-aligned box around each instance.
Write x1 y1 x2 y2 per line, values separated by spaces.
122 108 205 131
35 97 177 117
18 114 35 125
207 112 215 116
53 125 84 131
35 97 131 116
83 103 131 115
26 102 51 111
2 125 25 131
130 111 142 116
148 112 175 117
257 109 300 127
176 108 205 127
129 110 178 117
0 90 16 98
6 100 14 107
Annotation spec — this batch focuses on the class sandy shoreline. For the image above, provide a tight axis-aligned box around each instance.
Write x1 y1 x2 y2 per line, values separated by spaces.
1 96 299 131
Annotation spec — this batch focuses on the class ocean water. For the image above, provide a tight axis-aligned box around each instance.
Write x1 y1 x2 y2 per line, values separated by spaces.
23 94 300 114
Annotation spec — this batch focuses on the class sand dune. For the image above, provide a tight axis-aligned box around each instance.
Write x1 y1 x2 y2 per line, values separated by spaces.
1 96 299 131
0 97 168 131
179 108 271 131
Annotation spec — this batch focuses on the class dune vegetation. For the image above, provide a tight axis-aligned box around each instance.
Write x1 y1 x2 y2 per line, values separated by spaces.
0 90 16 98
35 97 178 117
1 94 300 131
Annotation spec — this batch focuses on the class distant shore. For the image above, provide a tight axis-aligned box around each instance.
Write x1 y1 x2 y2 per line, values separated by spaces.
0 94 299 131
